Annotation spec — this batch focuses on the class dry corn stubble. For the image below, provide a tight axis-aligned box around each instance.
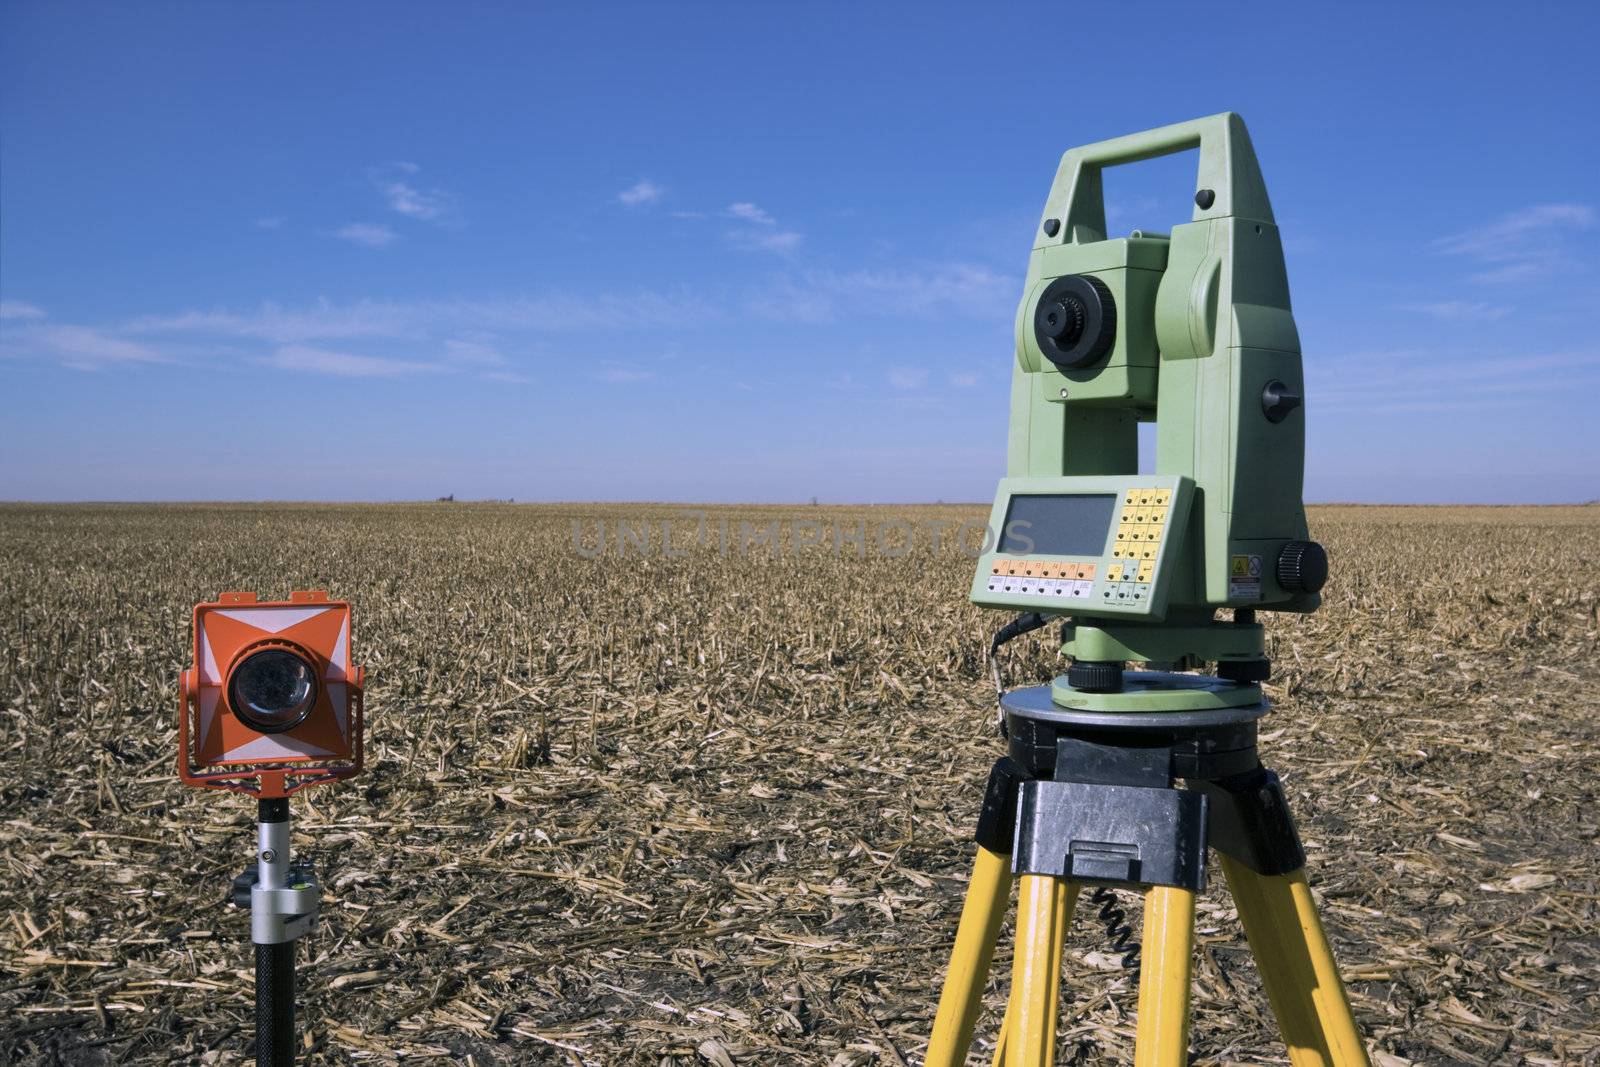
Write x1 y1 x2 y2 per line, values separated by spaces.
1 502 1597 1065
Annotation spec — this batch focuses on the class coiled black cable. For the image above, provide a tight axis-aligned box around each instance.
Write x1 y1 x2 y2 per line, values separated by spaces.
1090 885 1140 978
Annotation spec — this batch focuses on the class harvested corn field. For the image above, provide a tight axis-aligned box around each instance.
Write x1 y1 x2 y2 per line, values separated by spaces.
1 502 1597 1065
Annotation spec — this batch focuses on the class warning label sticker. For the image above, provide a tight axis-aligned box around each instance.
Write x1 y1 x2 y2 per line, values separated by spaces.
1229 555 1262 600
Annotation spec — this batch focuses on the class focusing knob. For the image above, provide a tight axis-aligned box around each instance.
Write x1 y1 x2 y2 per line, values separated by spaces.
1037 295 1084 345
1033 274 1117 371
1276 540 1328 594
1066 660 1124 693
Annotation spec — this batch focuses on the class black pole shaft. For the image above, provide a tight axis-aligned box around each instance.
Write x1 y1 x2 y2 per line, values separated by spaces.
255 941 295 1066
255 797 294 1067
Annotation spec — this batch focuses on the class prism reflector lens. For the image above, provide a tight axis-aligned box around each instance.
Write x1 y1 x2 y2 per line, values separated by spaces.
228 649 318 733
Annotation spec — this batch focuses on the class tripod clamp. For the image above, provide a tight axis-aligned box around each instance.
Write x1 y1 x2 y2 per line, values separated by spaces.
977 685 1305 893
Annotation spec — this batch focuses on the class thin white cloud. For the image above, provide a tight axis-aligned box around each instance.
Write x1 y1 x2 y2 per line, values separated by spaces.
728 228 804 254
0 300 47 320
254 217 285 230
371 162 455 222
888 366 928 391
267 345 437 378
724 201 802 255
618 180 664 207
334 223 399 248
13 265 1008 377
6 324 170 368
126 300 414 342
125 290 724 343
1468 262 1544 286
1433 204 1595 258
1315 347 1600 414
1397 301 1510 322
1432 203 1596 284
442 338 507 366
482 370 535 385
600 362 653 383
949 371 980 388
745 263 1014 322
726 202 775 225
1105 193 1162 228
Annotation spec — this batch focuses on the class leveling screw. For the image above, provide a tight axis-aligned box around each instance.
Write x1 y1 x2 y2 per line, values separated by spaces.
261 849 276 863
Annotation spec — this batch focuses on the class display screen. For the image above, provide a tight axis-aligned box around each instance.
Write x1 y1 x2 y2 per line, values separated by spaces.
997 493 1117 556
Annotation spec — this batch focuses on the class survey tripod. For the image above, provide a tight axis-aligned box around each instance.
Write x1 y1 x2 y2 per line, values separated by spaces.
229 797 320 1067
923 673 1369 1067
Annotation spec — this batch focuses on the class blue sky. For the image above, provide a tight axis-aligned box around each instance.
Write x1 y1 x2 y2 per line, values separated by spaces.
2 3 1596 503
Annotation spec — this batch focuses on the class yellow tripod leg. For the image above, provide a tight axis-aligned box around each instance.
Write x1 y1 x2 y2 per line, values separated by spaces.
990 880 1078 1067
1221 857 1371 1067
1007 875 1072 1067
927 847 1014 1067
989 975 1017 1067
1133 885 1195 1067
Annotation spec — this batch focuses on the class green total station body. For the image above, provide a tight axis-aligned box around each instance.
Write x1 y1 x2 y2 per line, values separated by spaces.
971 112 1328 711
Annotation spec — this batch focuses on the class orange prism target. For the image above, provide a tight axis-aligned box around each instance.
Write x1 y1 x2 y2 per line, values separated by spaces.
178 590 366 797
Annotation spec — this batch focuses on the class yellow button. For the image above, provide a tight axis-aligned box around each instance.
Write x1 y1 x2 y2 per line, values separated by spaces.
1140 543 1157 560
1136 488 1155 506
1148 506 1168 526
1137 561 1155 581
1153 489 1171 505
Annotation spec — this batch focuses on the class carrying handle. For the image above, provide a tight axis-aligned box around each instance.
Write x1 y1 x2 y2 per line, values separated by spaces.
1043 112 1274 244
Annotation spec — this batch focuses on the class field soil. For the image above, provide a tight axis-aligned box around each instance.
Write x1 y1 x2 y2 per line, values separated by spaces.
2 503 1597 1065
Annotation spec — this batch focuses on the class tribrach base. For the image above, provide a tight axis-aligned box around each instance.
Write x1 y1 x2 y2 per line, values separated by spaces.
924 684 1371 1067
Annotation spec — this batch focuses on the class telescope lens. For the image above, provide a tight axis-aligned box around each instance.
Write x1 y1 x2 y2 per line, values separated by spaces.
228 649 318 733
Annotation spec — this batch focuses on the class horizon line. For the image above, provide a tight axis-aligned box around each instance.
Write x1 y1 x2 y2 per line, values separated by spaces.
2 499 1596 509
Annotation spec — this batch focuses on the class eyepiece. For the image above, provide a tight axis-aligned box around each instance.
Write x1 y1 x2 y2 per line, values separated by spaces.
228 648 319 733
1038 293 1085 346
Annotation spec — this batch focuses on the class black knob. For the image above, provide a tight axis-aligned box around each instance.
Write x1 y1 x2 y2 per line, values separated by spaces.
1067 660 1123 693
1261 380 1302 423
1033 274 1117 371
229 868 259 909
1276 541 1328 594
1042 217 1061 237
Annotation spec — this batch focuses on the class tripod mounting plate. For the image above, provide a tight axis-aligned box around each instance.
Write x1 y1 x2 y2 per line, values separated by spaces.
1051 670 1264 713
1030 673 1268 722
